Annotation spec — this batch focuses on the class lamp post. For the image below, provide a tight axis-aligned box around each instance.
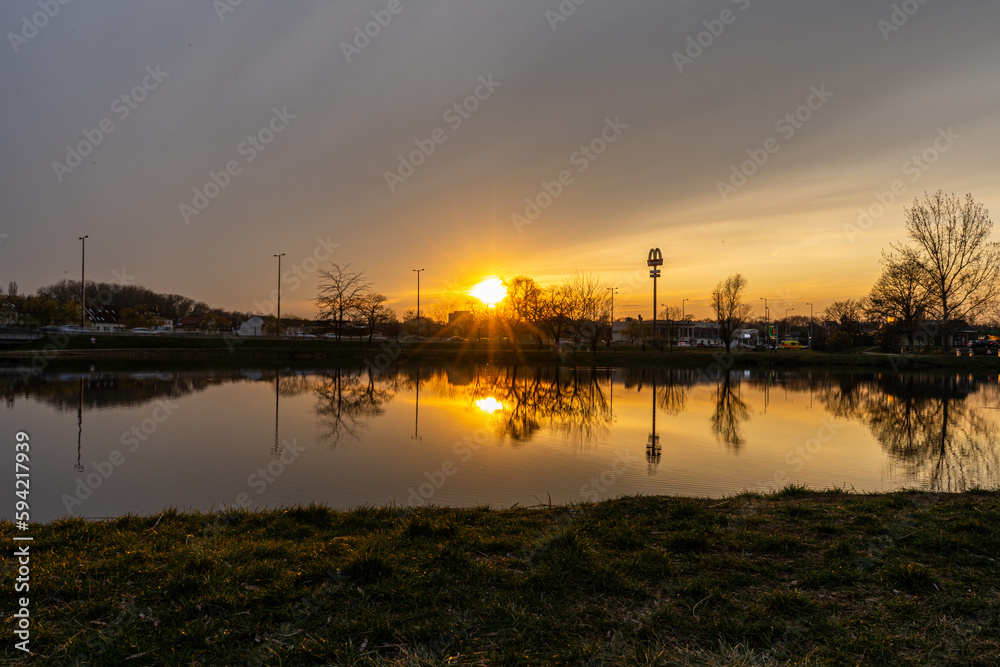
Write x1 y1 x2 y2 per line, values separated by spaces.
806 302 813 348
274 253 285 337
413 269 424 337
681 298 688 322
760 297 769 349
607 286 618 345
78 235 88 328
647 248 663 346
785 308 794 342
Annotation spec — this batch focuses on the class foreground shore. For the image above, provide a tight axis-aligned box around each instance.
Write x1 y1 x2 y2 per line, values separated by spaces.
2 489 999 665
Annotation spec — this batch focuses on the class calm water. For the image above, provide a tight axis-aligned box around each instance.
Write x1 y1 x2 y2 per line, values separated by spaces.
3 364 999 522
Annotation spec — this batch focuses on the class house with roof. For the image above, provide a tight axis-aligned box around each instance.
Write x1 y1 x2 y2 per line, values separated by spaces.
176 316 205 332
86 306 124 333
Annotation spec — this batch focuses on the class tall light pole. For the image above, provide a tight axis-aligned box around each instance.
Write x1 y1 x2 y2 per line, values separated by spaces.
681 298 688 322
413 269 424 337
79 235 88 328
607 286 618 344
785 308 794 342
760 297 769 349
647 248 663 346
806 302 813 348
274 253 284 337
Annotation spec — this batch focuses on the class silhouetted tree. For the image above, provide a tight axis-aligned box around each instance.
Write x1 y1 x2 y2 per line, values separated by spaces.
712 273 751 354
892 191 1000 346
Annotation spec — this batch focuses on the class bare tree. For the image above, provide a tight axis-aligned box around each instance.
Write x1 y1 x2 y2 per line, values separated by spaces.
357 292 390 346
7 281 17 298
540 282 574 345
565 273 609 352
712 273 751 354
501 275 543 348
314 263 371 342
823 298 866 351
658 304 683 351
892 191 1000 346
866 252 933 348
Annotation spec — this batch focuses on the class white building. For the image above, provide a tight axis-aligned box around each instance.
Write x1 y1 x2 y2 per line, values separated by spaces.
238 316 266 336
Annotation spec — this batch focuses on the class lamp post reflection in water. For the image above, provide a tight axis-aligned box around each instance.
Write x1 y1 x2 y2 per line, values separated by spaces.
272 368 281 454
646 374 660 474
75 377 85 472
412 367 421 441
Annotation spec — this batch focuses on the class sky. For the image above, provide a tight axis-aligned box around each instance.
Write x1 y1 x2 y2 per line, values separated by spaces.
2 0 999 321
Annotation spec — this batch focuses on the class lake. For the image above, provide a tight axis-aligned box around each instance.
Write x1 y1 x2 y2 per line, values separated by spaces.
4 363 999 522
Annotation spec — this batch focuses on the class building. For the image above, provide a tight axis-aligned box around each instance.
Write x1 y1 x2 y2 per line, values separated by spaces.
86 306 124 333
176 316 205 332
238 316 266 336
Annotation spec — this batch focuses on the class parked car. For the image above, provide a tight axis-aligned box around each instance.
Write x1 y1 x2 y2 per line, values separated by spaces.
968 339 999 356
781 340 805 349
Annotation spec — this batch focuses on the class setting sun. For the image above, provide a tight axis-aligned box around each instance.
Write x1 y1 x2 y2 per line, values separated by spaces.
468 277 507 307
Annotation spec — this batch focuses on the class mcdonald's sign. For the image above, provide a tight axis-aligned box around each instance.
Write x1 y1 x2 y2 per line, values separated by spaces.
647 248 663 267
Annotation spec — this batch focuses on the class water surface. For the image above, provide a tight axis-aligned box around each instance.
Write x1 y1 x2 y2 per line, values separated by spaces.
4 364 998 522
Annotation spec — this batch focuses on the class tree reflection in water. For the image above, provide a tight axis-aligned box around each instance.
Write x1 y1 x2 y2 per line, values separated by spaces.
710 373 752 451
455 366 614 448
818 373 1000 492
313 366 394 446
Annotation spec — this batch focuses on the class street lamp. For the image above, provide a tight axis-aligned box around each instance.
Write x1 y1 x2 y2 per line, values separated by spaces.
79 235 88 328
413 269 424 337
647 248 663 346
806 302 813 348
760 297 769 349
607 286 618 344
274 254 285 337
681 298 688 322
785 308 794 342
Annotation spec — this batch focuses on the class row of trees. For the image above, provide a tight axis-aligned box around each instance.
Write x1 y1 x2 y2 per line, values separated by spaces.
709 192 1000 352
314 264 396 344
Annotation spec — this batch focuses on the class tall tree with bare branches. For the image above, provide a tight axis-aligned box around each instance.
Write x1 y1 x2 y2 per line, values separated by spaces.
892 191 1000 345
712 273 751 354
314 263 371 342
866 252 933 347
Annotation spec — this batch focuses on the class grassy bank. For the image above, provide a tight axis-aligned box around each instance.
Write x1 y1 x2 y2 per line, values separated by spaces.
3 489 999 665
4 334 1000 372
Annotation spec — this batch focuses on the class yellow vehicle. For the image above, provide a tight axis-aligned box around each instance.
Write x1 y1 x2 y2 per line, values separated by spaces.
780 340 804 349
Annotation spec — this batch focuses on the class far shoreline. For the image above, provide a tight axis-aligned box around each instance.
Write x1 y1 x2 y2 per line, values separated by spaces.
2 333 1000 372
